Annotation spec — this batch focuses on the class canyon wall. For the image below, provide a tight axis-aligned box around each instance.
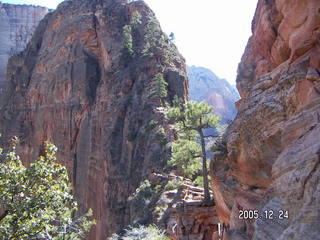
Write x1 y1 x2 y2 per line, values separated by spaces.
0 2 48 87
0 0 188 239
211 0 320 239
188 66 239 122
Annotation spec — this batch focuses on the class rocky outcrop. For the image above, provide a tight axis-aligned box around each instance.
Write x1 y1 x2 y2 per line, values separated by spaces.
211 0 320 239
0 0 188 239
0 2 48 87
167 202 218 240
188 66 239 122
125 172 219 240
138 173 219 240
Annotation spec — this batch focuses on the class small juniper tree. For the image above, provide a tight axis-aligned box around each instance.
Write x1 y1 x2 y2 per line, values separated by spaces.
142 16 166 57
149 73 168 105
122 24 134 57
166 99 220 203
0 139 95 239
130 12 142 26
169 32 175 41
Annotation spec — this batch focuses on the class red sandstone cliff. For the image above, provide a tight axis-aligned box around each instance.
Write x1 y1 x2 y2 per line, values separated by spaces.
0 2 48 87
0 0 188 239
188 65 239 123
211 0 320 239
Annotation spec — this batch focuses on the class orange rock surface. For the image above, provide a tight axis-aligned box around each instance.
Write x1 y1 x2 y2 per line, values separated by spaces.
0 0 188 239
211 0 320 239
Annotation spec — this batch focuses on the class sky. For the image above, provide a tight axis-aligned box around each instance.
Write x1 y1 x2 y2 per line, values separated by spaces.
3 0 258 84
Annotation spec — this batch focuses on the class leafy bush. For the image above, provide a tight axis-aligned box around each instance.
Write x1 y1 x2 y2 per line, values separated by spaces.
142 17 164 57
128 180 154 205
164 179 183 191
0 140 95 239
144 120 159 132
122 24 134 56
194 175 211 187
154 184 162 192
131 12 142 26
109 225 169 240
156 127 167 146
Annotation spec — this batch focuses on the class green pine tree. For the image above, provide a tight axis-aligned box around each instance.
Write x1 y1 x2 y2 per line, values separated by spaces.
0 139 95 239
169 138 202 178
122 24 134 56
166 99 220 203
149 73 168 104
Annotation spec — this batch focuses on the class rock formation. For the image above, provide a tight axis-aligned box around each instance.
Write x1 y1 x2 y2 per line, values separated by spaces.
0 2 48 87
167 201 217 240
0 0 188 239
188 66 239 122
128 173 219 240
211 0 320 239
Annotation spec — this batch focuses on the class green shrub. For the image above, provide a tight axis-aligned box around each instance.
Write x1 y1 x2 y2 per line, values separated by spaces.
164 179 183 191
154 184 162 192
156 127 167 146
122 24 134 56
194 175 211 187
0 140 95 239
128 180 154 204
131 12 142 26
109 225 169 240
145 120 159 132
142 17 163 57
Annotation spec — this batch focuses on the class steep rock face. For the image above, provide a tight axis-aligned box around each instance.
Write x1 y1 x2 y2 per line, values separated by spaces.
0 2 48 87
211 0 320 239
0 0 188 239
188 66 239 122
167 202 218 240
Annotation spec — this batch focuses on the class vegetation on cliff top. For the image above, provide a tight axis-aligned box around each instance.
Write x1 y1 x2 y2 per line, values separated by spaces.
0 139 94 239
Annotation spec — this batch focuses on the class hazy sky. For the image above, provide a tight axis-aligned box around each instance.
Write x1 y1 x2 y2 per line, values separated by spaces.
3 0 257 83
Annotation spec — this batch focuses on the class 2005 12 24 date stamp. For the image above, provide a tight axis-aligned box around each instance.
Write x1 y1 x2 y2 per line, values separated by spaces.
238 210 289 220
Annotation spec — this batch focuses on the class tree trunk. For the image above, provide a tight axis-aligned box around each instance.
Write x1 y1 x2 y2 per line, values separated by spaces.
199 129 211 204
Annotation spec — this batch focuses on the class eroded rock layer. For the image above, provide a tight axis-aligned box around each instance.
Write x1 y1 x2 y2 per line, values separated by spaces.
188 66 239 123
0 0 188 239
211 0 320 239
0 2 48 87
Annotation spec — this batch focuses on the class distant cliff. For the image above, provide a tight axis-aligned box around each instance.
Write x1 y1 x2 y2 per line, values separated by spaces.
0 2 48 87
0 0 188 239
188 66 239 122
211 0 320 239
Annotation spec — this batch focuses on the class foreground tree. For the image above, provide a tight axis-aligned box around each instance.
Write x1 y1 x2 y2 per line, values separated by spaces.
169 138 202 179
167 99 220 203
0 139 95 240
